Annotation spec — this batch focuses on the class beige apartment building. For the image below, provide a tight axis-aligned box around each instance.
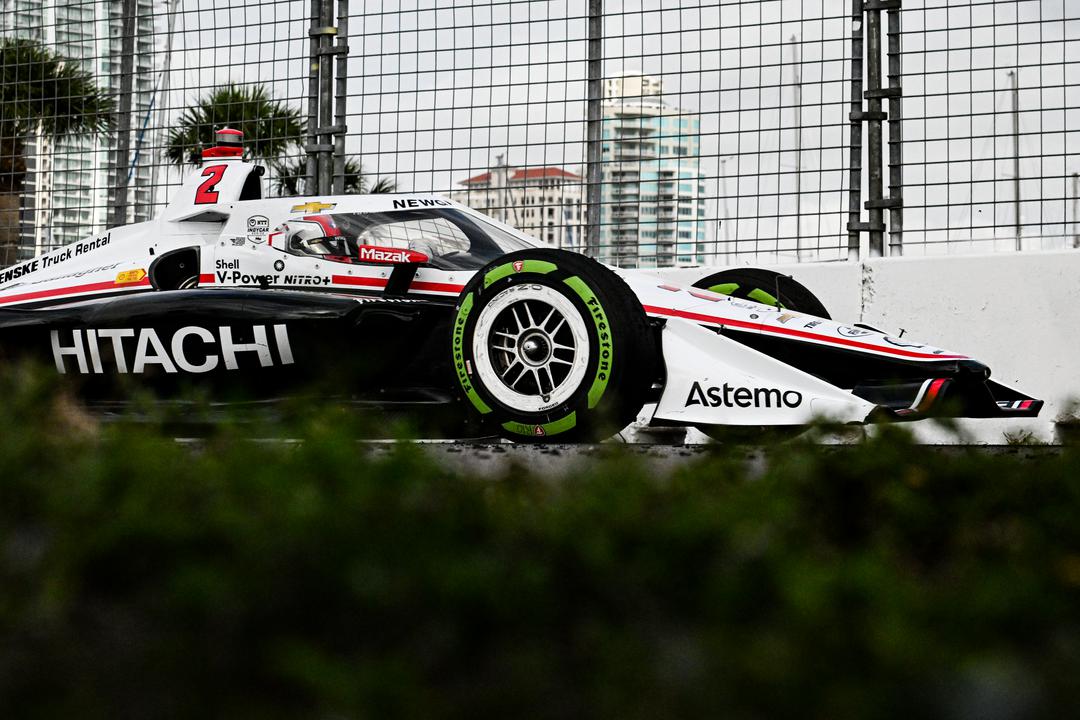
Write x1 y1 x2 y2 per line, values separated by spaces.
452 159 587 252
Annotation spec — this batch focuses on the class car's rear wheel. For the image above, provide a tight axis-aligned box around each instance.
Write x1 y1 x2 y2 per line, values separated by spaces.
452 249 657 442
692 268 830 318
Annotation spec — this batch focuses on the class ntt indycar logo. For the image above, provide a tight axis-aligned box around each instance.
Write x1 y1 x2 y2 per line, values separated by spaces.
51 324 294 374
684 381 803 409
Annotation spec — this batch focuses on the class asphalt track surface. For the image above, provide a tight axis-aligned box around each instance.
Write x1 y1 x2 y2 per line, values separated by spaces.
340 442 1065 478
174 430 1066 477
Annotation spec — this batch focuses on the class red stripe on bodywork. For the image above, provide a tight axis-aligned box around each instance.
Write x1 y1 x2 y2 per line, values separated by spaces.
917 378 948 412
332 275 387 288
329 276 463 294
0 277 150 305
411 280 465 293
198 273 216 284
642 305 967 360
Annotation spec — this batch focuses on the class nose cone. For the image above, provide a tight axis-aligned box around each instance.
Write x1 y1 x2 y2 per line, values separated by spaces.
957 359 991 379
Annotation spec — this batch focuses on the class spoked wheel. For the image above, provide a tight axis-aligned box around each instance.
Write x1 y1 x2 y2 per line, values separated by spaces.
476 285 589 413
453 249 658 443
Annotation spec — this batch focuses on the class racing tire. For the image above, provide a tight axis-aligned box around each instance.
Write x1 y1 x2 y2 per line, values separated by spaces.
452 249 658 443
692 268 830 319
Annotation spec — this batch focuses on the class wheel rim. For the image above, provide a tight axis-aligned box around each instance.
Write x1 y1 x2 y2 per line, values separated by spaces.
472 284 591 413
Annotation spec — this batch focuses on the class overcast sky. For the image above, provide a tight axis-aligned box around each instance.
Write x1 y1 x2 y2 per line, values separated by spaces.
154 0 1079 260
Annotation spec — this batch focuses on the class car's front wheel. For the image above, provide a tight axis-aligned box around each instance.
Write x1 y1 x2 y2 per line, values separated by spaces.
452 249 657 442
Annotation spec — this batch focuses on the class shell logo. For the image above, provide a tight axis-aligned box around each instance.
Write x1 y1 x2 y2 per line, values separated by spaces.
115 269 147 284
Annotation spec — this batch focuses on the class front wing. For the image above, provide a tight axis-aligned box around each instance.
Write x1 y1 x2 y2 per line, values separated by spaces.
651 319 1042 428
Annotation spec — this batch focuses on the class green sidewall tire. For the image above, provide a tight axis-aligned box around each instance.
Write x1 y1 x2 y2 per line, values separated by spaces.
453 249 657 443
692 268 831 319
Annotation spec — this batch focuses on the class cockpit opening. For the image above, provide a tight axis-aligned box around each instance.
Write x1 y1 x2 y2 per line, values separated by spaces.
276 208 534 270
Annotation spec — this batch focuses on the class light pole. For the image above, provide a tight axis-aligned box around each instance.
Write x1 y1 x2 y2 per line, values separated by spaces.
1008 69 1021 251
1072 172 1079 249
719 155 737 245
791 34 803 260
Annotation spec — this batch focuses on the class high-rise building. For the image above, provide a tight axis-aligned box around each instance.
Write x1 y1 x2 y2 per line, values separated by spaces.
600 73 707 268
2 0 161 259
452 157 587 251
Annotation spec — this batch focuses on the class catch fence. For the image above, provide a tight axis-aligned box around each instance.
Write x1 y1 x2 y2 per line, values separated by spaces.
0 0 1076 269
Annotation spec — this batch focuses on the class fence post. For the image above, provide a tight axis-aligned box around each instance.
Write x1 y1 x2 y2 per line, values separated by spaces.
846 0 865 261
333 0 349 194
318 0 335 194
791 35 803 261
1072 172 1079 249
111 0 137 227
306 0 345 196
306 0 322 194
885 3 903 256
585 0 603 260
864 4 885 258
1009 69 1021 251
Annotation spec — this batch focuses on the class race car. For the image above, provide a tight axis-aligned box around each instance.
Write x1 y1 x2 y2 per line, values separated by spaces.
0 129 1042 441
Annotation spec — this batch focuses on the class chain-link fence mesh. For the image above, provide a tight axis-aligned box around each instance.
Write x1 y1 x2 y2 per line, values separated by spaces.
901 0 1079 254
0 0 1076 269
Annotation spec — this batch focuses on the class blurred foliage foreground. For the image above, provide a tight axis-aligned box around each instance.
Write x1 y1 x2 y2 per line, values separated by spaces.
0 367 1079 720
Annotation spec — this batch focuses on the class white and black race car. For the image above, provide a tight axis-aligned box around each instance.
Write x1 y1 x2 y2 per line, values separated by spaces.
0 130 1042 441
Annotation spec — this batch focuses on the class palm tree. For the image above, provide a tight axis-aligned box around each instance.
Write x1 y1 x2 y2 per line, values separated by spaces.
271 156 398 196
166 84 395 198
1 37 114 266
164 84 304 165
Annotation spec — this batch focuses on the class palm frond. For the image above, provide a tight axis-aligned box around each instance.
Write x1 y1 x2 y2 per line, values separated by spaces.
269 157 397 196
366 177 398 194
0 37 114 139
164 84 304 165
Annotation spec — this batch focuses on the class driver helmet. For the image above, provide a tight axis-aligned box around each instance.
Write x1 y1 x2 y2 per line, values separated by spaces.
283 215 349 258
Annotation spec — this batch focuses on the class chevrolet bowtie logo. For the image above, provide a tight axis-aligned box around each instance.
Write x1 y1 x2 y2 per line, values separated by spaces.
291 201 336 213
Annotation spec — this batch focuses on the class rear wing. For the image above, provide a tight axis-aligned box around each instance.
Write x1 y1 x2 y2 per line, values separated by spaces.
161 157 265 223
160 129 266 223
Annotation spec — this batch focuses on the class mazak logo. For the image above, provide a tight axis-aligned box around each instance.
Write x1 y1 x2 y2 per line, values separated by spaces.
684 381 803 409
51 324 295 375
357 245 429 265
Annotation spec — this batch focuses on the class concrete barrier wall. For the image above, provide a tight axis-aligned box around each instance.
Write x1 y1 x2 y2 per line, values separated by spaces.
652 250 1080 443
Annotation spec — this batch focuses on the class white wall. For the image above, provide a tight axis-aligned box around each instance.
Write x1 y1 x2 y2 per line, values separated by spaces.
652 250 1080 443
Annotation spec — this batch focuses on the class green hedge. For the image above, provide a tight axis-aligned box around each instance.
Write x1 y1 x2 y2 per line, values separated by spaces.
1 368 1079 719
